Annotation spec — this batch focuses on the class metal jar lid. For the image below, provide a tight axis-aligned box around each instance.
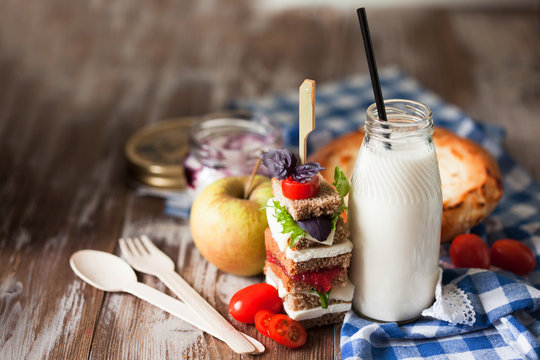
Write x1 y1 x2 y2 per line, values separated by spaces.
125 117 195 189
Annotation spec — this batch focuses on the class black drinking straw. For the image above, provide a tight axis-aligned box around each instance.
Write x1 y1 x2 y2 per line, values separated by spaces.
357 8 387 121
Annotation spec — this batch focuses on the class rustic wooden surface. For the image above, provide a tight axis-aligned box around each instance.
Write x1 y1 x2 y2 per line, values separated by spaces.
1 1 539 359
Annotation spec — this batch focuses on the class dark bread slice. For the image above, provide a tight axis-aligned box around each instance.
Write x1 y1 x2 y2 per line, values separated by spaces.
271 175 341 221
283 292 351 311
265 228 351 275
300 312 346 329
264 262 349 293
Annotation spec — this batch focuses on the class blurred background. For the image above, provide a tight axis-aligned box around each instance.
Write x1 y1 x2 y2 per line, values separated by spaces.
0 0 539 185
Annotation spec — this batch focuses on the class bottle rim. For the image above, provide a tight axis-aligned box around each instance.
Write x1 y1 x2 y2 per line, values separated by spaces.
366 99 433 142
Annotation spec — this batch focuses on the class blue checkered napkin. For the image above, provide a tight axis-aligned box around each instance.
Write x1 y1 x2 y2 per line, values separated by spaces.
341 269 540 360
230 68 540 359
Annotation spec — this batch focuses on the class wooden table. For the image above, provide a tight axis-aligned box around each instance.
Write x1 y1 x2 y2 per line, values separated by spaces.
1 2 538 359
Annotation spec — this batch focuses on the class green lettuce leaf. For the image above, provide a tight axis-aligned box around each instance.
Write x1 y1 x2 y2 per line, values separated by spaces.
331 213 340 230
331 166 350 230
309 289 331 309
332 166 350 200
269 200 306 248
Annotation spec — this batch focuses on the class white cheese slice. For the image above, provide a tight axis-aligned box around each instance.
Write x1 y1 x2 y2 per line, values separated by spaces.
285 240 353 262
284 301 351 321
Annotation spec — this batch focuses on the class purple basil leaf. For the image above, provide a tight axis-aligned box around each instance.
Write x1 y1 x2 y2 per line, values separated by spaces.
296 216 333 242
292 162 325 182
261 149 297 180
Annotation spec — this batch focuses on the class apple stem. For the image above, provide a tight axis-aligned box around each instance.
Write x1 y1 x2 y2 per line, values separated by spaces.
244 157 262 199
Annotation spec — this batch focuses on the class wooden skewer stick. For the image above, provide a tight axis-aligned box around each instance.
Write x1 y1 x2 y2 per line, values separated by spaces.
244 156 262 199
299 79 316 164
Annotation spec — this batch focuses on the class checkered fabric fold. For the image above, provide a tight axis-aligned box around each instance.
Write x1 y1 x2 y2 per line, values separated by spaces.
230 68 540 359
340 269 540 359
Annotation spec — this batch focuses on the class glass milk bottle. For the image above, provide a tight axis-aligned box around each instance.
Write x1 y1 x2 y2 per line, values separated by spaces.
349 99 442 322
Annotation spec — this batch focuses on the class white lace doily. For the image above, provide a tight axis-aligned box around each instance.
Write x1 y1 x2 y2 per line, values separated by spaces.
422 268 476 326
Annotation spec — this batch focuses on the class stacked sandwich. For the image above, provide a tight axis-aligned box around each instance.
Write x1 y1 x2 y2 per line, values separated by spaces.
261 149 355 328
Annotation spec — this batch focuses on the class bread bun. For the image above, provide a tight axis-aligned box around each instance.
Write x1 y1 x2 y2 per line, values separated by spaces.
308 127 504 243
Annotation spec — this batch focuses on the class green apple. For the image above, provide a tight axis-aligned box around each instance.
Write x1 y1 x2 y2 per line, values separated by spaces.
190 175 273 276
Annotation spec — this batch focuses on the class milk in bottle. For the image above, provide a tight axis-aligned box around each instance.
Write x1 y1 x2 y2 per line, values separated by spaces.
349 99 442 322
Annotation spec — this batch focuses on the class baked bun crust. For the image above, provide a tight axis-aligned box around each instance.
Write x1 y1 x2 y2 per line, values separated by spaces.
308 127 504 243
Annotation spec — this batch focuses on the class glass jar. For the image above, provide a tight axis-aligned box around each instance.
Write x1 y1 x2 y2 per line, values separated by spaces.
183 111 283 198
348 99 442 322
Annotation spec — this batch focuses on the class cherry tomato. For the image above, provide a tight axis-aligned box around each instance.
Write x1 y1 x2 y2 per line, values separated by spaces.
228 283 282 324
254 310 275 337
449 233 490 269
491 239 536 276
267 314 307 348
281 175 320 200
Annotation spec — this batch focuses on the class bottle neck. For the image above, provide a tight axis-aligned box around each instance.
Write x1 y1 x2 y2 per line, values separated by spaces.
364 99 433 150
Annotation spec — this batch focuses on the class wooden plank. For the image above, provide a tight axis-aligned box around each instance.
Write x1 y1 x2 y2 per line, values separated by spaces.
88 195 230 359
0 69 134 359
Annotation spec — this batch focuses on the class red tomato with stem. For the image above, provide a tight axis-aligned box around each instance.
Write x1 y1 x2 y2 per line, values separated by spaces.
449 234 490 269
491 239 536 276
281 175 320 200
267 314 307 348
254 310 275 337
228 283 282 324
